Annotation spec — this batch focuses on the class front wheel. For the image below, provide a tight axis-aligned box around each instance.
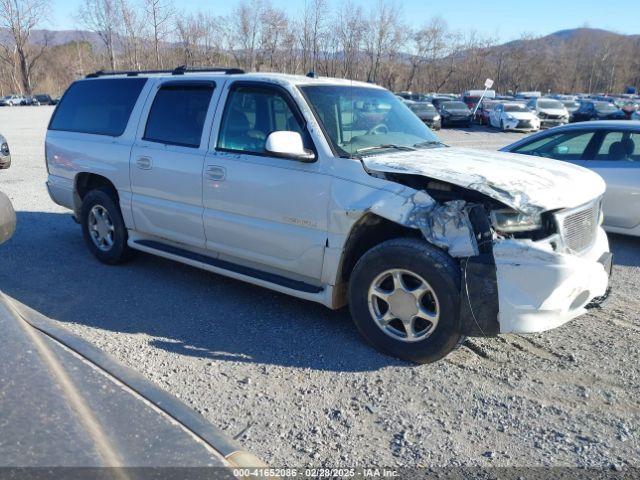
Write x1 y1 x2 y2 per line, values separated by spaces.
348 238 463 364
80 188 132 265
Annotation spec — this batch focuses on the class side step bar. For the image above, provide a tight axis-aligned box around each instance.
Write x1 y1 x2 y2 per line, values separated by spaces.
133 239 324 294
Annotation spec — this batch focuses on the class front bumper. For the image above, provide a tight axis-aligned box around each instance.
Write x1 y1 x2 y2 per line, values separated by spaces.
494 227 611 334
502 118 540 131
540 118 569 128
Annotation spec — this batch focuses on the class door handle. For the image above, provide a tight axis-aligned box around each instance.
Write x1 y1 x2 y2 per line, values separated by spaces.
206 166 226 181
136 156 152 170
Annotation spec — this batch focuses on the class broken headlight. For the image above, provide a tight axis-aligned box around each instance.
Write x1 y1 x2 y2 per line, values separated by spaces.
490 209 542 233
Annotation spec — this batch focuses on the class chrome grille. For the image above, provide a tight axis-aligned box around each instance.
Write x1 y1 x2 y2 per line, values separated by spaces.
557 201 601 254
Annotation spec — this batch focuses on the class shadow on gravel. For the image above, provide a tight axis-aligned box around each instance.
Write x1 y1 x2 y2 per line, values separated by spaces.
0 211 403 372
608 234 640 267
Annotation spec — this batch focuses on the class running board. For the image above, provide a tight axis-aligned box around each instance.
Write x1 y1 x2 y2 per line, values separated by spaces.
133 239 324 294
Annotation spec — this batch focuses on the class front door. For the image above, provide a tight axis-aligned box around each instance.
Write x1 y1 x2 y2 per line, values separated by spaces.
202 82 329 280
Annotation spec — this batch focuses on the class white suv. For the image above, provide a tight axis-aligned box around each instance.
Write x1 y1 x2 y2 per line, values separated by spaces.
46 68 612 363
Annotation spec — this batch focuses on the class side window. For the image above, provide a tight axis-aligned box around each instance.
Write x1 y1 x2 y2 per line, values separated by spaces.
49 78 147 136
217 85 309 155
513 131 596 160
144 83 214 148
596 131 640 161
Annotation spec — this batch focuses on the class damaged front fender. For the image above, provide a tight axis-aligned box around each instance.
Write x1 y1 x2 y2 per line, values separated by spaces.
329 179 480 260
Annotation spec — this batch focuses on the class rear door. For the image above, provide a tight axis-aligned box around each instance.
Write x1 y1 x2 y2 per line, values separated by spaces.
130 80 218 248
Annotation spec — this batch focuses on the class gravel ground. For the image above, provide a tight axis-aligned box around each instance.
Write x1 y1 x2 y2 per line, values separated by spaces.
0 107 639 468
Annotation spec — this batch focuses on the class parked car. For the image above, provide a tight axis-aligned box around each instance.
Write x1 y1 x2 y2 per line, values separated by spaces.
462 89 496 110
515 91 541 100
437 100 472 128
560 99 581 117
46 69 611 363
33 94 56 106
430 96 455 110
526 98 570 128
489 102 540 132
2 95 24 106
475 99 501 125
20 96 36 106
572 101 626 122
502 121 640 237
396 91 428 102
0 285 264 470
405 100 441 130
0 134 10 169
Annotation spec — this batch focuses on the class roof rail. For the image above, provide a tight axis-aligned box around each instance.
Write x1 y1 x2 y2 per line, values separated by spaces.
85 66 245 79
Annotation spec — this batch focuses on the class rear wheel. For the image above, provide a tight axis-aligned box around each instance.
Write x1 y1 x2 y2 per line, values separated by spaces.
80 188 132 265
348 238 462 364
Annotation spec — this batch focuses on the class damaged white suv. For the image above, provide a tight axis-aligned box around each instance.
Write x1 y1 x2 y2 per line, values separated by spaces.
46 69 612 363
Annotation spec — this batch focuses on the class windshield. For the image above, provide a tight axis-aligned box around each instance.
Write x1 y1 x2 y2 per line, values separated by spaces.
300 85 441 157
442 101 467 110
538 100 563 109
504 104 527 112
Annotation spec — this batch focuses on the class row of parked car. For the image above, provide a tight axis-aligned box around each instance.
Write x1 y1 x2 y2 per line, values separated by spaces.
397 90 640 132
0 94 59 106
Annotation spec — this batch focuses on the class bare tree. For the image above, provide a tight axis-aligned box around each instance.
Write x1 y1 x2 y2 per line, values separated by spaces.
363 0 404 84
143 0 174 68
119 0 142 69
0 0 50 94
78 0 119 70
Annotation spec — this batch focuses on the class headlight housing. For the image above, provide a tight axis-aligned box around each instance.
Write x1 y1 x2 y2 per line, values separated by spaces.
491 209 542 233
0 143 9 156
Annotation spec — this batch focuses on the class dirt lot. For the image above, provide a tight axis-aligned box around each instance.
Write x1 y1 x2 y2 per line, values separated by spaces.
0 107 638 468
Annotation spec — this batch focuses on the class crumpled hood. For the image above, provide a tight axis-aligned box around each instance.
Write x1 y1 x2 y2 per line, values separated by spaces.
362 147 606 215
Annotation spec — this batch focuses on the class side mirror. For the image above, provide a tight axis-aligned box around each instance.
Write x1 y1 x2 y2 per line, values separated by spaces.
265 131 315 162
0 191 16 245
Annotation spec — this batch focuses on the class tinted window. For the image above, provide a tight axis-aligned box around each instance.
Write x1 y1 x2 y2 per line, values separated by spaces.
218 85 309 155
596 131 640 161
144 83 214 148
50 78 147 136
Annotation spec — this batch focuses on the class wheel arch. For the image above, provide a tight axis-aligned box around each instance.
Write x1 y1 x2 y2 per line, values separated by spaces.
331 213 421 307
73 173 119 215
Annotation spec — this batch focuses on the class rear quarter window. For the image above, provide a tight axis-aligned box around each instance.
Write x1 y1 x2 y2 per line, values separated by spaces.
49 78 147 136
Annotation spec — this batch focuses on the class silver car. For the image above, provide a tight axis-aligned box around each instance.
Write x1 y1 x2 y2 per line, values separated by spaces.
502 121 640 236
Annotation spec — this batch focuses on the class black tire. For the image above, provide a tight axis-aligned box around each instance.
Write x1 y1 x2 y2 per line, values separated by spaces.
348 238 462 364
80 188 132 265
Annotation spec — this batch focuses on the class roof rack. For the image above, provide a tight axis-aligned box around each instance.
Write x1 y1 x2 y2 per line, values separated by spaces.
85 66 245 79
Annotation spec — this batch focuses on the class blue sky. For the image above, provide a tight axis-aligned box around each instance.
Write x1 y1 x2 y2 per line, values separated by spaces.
52 0 637 43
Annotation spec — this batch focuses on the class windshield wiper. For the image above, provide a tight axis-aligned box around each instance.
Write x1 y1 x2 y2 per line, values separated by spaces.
354 144 417 154
413 140 446 148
